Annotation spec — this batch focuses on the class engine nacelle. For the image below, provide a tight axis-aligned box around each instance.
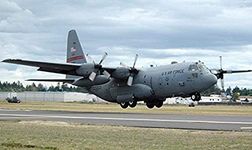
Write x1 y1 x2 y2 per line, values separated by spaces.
72 75 110 87
111 67 130 80
75 63 95 78
110 84 153 103
132 84 153 99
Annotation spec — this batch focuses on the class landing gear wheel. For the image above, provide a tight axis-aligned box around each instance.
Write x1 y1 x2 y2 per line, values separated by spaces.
155 101 163 108
146 102 155 109
120 102 129 109
191 94 196 101
129 100 137 108
196 94 201 101
191 93 201 101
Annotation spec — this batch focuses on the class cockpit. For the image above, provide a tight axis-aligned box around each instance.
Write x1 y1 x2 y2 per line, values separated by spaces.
188 62 208 72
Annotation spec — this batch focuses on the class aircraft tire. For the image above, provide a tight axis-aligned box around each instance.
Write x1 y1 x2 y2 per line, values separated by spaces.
120 102 129 109
129 100 137 108
146 102 155 109
191 92 201 101
196 93 201 101
155 101 163 108
191 94 196 101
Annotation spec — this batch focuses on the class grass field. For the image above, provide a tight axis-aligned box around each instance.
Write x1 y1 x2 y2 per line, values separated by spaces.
0 120 252 150
1 100 252 116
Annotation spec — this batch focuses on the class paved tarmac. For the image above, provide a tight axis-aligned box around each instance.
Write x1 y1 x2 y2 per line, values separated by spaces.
0 108 252 131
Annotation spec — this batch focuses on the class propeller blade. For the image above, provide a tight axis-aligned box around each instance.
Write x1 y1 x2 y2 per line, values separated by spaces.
132 54 138 68
221 78 225 91
127 76 134 86
120 62 130 68
86 54 95 64
89 72 97 81
98 52 108 65
103 70 111 78
219 56 222 69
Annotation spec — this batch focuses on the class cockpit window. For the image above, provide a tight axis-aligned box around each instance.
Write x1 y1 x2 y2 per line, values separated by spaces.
189 62 208 72
188 64 198 71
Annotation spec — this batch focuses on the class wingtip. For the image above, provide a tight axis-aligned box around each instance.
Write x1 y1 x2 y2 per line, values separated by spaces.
2 59 11 62
2 59 22 63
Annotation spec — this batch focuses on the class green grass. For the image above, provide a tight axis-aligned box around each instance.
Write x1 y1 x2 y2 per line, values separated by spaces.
0 121 251 150
1 100 252 116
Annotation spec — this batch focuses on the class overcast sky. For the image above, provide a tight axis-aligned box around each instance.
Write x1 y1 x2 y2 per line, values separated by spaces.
0 0 252 89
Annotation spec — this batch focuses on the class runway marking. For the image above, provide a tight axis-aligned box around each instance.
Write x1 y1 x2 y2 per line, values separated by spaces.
0 114 252 125
240 127 252 130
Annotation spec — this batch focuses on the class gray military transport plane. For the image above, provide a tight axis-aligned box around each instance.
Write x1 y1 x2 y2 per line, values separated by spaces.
2 30 252 109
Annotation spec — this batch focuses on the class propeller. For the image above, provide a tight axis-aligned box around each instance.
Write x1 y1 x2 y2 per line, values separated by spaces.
219 56 225 91
212 56 252 92
120 54 139 86
87 52 110 81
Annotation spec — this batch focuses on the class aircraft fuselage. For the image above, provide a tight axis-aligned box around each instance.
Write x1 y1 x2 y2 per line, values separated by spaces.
88 61 217 103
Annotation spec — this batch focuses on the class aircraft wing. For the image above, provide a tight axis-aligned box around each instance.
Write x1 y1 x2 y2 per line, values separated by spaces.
3 59 82 75
2 59 116 76
210 68 252 80
222 70 252 73
211 69 252 75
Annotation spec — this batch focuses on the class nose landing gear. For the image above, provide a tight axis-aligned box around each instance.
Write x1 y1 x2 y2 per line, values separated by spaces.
191 92 201 101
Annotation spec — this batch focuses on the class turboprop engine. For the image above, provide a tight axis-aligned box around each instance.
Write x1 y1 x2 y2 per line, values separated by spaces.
74 52 110 80
75 63 95 78
72 75 110 87
111 67 130 80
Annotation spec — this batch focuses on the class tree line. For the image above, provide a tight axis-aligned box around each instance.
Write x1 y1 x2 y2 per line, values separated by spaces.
201 85 252 96
0 81 83 92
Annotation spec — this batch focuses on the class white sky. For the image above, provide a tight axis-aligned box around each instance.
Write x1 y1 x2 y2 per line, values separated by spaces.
0 0 252 89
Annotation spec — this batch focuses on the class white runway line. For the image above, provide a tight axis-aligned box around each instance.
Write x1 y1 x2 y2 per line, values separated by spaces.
0 113 252 125
240 127 252 130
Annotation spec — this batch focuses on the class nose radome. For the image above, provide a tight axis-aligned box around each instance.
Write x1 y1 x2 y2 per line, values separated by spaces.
208 74 218 86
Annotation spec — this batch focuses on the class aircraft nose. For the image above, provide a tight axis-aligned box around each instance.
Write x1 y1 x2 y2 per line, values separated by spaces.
206 73 218 86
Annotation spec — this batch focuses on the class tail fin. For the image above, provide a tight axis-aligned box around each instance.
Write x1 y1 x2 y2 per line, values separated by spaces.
66 30 87 79
67 30 87 64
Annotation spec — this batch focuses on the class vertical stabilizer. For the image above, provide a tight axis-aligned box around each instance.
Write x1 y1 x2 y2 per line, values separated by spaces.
66 30 86 79
67 30 87 64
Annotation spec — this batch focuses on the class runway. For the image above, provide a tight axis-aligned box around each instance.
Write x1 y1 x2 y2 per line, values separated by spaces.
0 109 252 131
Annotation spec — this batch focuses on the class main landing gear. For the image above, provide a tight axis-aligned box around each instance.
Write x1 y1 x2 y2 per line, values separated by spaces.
119 100 164 109
191 92 201 101
146 100 163 109
120 100 137 109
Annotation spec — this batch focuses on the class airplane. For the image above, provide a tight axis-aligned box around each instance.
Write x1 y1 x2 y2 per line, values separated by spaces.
2 30 252 109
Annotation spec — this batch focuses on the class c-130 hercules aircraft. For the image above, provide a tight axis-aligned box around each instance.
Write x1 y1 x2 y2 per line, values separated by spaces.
3 30 252 109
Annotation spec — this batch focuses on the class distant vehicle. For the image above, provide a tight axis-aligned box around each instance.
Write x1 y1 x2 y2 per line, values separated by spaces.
241 98 252 104
2 30 252 109
6 97 21 103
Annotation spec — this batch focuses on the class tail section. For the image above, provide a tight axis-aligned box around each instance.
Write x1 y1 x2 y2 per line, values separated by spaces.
66 30 87 79
67 30 87 64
